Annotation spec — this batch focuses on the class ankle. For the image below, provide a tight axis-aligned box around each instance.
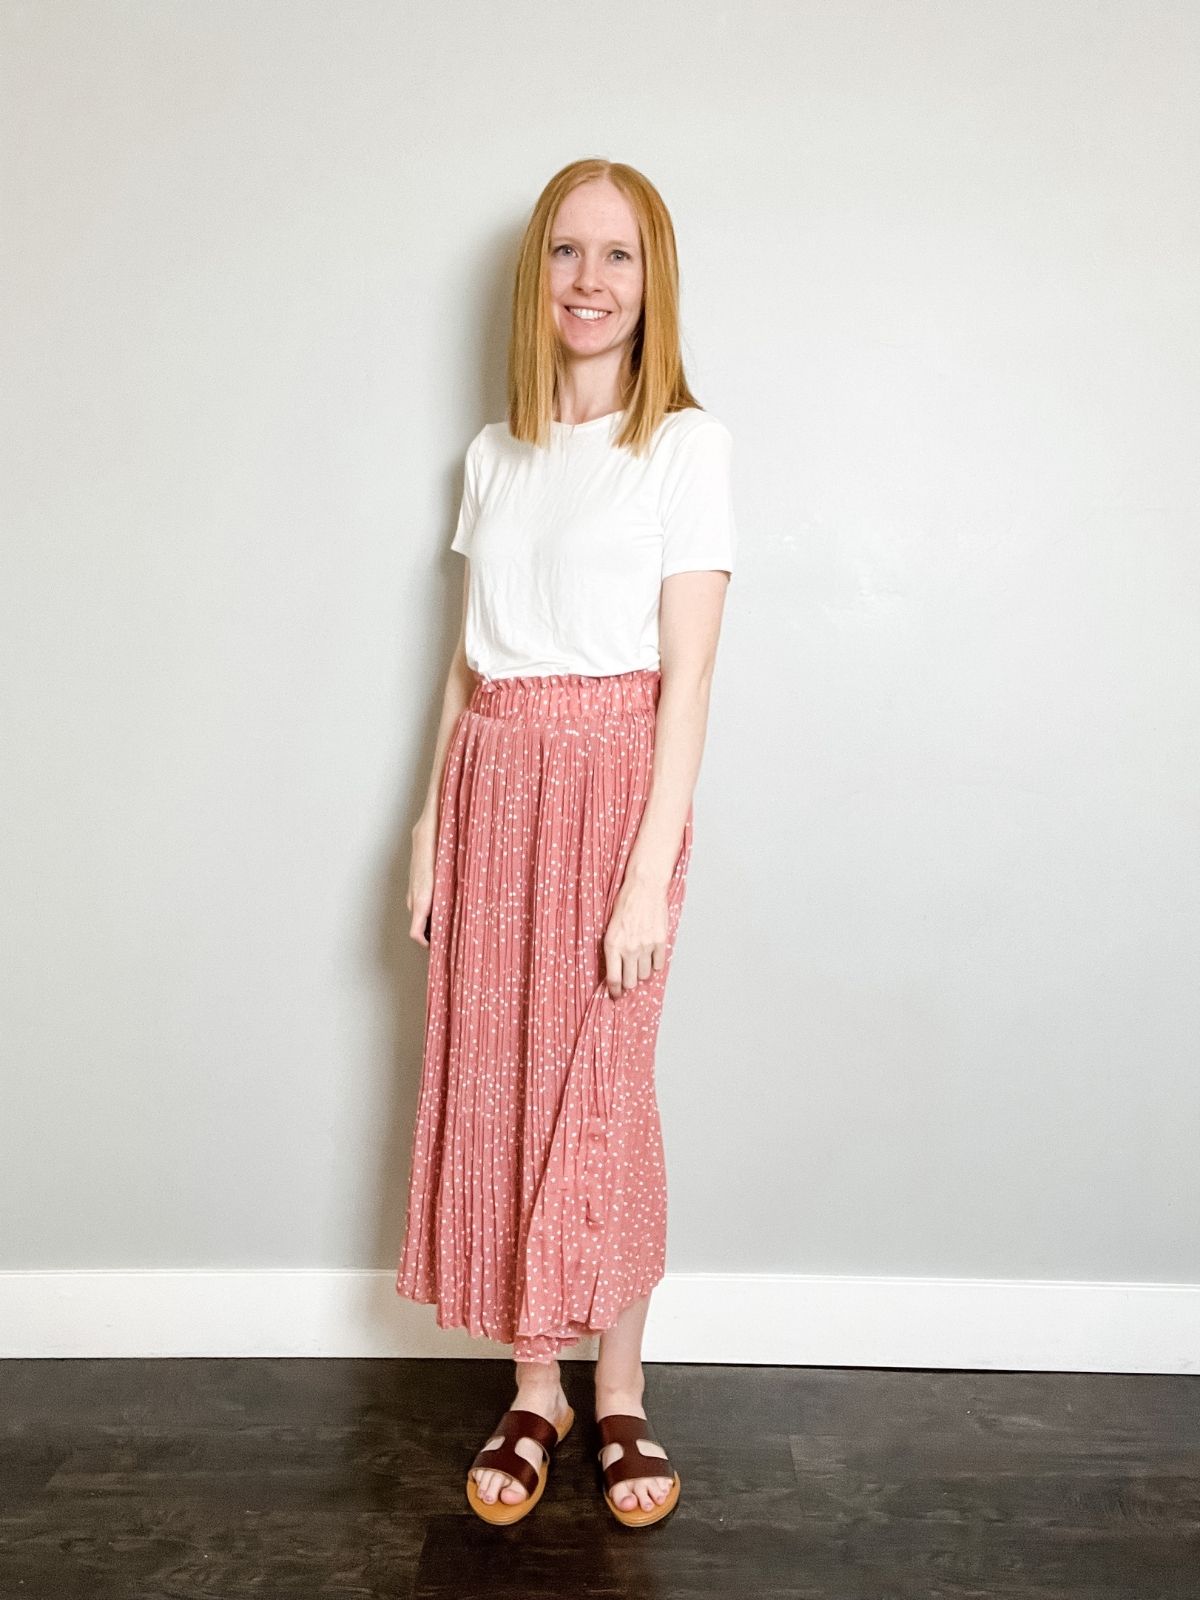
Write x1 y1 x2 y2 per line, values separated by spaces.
594 1374 645 1411
514 1361 563 1396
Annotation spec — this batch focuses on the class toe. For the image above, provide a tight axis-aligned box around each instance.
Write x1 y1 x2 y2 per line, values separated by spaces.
614 1474 672 1511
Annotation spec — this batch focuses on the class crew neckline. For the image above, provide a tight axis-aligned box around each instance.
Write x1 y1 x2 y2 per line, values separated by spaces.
550 408 625 433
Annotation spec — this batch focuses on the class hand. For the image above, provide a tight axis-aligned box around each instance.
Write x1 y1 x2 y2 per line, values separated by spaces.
408 820 437 947
602 870 670 999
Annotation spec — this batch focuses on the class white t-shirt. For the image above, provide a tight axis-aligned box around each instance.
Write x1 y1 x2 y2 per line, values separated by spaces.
449 406 737 679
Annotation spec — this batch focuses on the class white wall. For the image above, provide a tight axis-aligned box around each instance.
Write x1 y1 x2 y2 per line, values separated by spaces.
3 0 1198 1363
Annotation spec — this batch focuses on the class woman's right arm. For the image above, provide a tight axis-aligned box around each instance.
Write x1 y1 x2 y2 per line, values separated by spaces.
408 562 474 946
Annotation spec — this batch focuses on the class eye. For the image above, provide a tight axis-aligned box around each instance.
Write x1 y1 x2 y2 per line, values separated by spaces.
550 244 633 261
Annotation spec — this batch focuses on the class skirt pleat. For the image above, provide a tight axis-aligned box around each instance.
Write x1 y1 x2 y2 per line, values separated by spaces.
395 667 692 1363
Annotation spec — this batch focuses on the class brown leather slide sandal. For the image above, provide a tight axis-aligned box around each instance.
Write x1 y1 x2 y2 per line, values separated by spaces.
465 1404 575 1525
596 1412 682 1528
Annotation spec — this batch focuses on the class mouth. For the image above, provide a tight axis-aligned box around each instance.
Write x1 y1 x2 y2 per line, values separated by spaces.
564 306 612 322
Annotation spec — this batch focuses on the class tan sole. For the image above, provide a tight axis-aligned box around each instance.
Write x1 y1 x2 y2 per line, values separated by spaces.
465 1403 575 1525
604 1469 682 1528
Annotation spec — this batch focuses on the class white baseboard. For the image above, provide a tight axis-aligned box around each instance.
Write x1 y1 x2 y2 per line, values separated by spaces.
2 1269 1197 1372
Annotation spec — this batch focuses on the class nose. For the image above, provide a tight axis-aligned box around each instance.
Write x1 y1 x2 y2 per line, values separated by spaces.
572 256 603 293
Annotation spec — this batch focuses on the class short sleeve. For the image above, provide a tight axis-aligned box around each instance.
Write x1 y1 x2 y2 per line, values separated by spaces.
658 418 737 578
449 432 483 556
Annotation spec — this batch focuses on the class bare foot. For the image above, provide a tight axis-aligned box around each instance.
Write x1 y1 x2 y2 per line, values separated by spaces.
470 1378 571 1506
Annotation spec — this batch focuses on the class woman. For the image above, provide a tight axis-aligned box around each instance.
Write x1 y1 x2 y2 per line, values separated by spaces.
395 157 736 1529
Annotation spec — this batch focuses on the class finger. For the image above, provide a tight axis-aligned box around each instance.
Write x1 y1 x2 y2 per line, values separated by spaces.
651 942 667 973
605 941 622 999
623 951 639 993
637 949 653 982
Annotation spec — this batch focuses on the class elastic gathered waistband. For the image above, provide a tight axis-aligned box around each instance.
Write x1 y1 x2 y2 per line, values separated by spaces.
468 668 661 720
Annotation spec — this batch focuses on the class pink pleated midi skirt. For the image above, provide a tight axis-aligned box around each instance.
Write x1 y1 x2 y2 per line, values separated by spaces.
395 666 693 1363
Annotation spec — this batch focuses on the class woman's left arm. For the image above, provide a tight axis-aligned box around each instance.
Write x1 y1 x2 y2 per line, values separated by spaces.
604 569 731 998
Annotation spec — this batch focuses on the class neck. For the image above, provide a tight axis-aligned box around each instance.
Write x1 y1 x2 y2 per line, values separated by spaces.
555 356 631 425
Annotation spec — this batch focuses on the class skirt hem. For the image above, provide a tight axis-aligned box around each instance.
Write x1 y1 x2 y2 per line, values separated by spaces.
395 1268 667 1358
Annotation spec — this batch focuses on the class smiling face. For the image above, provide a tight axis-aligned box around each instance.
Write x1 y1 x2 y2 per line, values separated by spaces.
548 178 645 371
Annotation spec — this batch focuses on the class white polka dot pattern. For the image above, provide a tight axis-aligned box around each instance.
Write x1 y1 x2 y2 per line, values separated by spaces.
395 667 693 1363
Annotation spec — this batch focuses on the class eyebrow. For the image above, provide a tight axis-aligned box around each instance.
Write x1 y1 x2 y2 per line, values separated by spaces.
550 235 638 250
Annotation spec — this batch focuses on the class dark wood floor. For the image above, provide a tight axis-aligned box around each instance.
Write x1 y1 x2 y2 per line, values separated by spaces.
1 1357 1197 1598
